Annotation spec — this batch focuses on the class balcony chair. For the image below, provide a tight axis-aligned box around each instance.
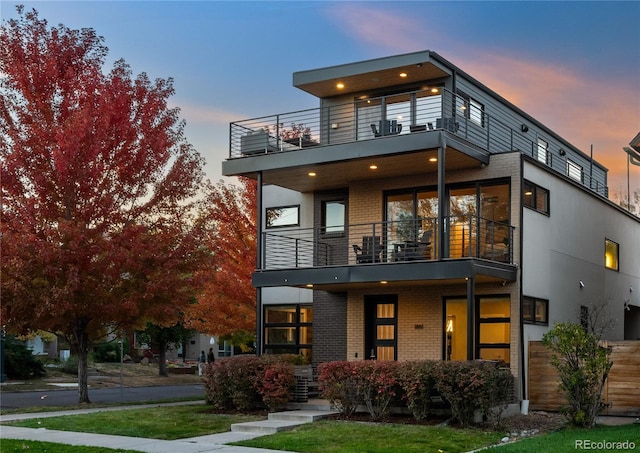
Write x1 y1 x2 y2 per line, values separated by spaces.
371 120 402 137
402 231 432 261
352 236 382 263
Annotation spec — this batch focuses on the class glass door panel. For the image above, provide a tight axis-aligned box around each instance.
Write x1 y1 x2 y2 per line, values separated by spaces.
386 94 411 135
480 184 510 260
386 193 415 257
417 190 438 259
444 298 468 361
416 91 442 128
449 187 477 258
357 98 383 140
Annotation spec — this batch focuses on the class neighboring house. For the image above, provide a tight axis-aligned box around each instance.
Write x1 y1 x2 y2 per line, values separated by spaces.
221 50 640 402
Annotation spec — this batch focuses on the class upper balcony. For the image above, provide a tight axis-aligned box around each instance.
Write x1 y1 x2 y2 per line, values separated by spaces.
227 87 607 197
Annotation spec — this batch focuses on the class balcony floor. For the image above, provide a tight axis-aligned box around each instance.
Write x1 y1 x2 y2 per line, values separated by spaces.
252 258 517 290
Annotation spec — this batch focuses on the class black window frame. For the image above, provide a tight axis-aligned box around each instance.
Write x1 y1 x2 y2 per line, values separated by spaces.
522 296 549 326
263 304 313 358
321 199 346 236
456 91 485 128
604 238 620 271
266 204 300 229
523 180 550 215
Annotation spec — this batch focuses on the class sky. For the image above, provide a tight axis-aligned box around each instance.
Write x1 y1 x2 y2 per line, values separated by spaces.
2 1 639 200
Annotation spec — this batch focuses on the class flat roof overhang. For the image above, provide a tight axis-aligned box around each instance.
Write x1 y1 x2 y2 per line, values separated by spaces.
252 259 517 290
223 131 489 192
293 51 451 98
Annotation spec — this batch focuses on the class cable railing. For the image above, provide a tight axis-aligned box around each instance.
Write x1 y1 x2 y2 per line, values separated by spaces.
231 87 607 197
261 216 514 270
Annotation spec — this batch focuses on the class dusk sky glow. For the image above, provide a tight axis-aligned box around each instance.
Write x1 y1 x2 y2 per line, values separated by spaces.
3 1 639 199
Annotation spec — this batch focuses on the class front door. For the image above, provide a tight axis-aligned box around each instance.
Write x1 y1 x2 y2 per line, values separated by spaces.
364 295 398 361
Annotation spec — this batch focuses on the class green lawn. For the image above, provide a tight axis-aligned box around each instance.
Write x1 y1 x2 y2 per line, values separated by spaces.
234 419 504 453
6 404 638 453
485 424 640 452
1 439 142 453
7 405 265 440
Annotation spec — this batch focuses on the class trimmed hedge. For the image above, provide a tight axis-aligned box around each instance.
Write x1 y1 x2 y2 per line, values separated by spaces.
203 354 298 412
320 359 513 425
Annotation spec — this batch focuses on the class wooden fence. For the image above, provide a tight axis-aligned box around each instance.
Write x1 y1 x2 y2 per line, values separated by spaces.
528 341 640 416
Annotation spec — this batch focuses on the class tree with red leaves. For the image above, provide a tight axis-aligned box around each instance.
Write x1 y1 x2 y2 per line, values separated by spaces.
0 7 209 403
187 177 257 350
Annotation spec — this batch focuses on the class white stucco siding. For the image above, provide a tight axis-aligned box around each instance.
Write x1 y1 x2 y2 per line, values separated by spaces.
522 160 640 341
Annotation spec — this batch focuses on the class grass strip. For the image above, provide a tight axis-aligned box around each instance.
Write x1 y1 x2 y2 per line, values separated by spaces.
234 419 504 453
7 405 265 440
485 424 640 452
1 438 142 453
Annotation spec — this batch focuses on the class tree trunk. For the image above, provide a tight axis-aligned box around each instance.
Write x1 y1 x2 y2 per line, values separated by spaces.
75 325 91 403
158 340 168 377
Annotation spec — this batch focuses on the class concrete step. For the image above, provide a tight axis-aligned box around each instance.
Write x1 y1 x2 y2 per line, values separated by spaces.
230 419 306 434
285 399 335 412
231 408 339 435
268 410 337 423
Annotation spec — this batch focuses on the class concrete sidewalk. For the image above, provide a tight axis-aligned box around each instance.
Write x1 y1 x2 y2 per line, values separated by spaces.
0 402 336 453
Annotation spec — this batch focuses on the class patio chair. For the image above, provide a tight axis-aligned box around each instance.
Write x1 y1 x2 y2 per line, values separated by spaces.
353 236 381 263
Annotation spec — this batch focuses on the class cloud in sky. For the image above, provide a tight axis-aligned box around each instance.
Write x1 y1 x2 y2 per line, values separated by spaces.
327 3 639 195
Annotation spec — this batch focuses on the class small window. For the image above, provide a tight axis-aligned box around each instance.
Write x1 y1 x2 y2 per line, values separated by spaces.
523 180 549 215
605 239 619 271
266 205 299 228
537 138 548 164
522 296 549 325
456 91 484 127
567 159 583 182
322 200 345 233
580 305 589 330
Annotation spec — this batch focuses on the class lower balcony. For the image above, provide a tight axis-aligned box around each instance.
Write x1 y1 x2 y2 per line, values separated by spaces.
255 217 516 288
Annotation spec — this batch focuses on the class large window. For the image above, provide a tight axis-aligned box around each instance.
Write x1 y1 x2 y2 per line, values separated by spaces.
605 239 619 271
266 205 299 228
523 180 549 215
264 305 312 360
444 296 511 364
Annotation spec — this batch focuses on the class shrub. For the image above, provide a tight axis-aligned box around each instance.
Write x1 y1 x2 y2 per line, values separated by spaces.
3 337 46 379
258 361 296 411
398 361 438 420
93 339 128 362
61 354 79 375
318 361 360 417
434 361 512 427
352 360 401 420
203 355 296 412
542 322 612 427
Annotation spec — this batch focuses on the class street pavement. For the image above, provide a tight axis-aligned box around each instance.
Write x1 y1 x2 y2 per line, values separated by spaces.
0 384 205 410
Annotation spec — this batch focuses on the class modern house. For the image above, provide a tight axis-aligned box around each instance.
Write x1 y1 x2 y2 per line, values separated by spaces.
221 50 640 402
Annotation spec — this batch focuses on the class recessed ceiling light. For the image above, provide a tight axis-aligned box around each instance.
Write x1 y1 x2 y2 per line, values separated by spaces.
308 172 316 177
429 157 438 162
336 82 345 89
306 284 314 288
380 280 388 284
399 73 407 78
431 88 439 93
369 164 378 170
